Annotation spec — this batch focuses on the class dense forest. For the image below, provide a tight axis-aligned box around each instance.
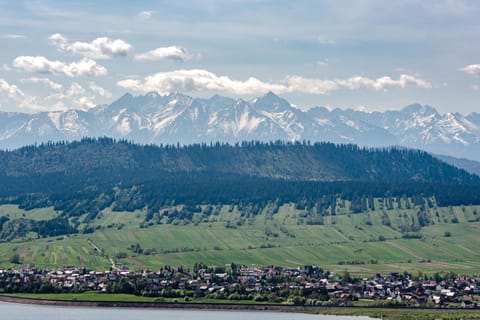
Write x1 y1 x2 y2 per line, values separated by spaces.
1 137 477 183
0 138 480 238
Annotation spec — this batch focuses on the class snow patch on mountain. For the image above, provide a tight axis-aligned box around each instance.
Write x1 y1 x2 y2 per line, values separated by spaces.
0 92 479 161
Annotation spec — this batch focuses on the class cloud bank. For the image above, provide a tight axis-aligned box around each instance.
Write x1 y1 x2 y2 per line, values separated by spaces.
117 69 285 95
0 78 25 99
88 82 111 98
20 77 63 90
287 74 431 94
117 69 431 95
13 56 107 77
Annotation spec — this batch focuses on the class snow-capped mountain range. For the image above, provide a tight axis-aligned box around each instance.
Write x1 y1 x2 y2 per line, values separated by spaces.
1 91 479 161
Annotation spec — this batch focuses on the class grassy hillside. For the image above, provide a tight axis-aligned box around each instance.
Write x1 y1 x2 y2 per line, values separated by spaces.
1 201 480 275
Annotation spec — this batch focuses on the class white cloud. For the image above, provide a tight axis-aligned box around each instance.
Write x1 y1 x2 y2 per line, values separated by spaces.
353 105 372 112
117 69 285 95
66 82 85 96
24 81 110 112
460 64 480 76
0 79 51 112
286 74 431 94
317 35 336 45
0 78 25 99
49 33 132 59
13 56 107 77
0 78 107 112
89 81 111 98
137 11 152 20
334 74 432 91
316 59 329 67
117 69 431 96
45 82 95 110
20 77 63 90
48 33 67 45
285 76 338 94
134 46 192 62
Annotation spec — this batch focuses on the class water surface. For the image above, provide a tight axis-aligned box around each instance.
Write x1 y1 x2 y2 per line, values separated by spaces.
0 301 374 320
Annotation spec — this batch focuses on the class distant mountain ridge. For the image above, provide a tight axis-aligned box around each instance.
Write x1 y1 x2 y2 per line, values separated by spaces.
1 92 479 160
436 154 480 176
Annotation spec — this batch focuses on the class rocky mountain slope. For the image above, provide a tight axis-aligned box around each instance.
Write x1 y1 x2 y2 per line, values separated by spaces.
1 92 479 160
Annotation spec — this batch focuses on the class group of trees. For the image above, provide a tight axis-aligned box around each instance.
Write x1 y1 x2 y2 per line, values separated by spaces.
0 216 76 242
4 175 480 224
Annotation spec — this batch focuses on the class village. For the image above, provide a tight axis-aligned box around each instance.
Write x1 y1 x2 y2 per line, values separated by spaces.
1 264 479 308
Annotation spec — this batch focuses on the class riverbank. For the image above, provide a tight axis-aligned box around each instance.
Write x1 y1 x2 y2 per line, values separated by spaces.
3 294 480 320
0 294 326 312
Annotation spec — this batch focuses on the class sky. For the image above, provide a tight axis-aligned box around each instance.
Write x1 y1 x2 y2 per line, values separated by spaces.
0 0 479 114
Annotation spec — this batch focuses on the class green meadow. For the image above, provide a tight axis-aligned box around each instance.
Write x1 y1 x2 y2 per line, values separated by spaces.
1 200 480 276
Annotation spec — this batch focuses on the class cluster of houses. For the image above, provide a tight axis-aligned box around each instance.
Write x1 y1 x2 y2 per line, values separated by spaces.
0 265 479 307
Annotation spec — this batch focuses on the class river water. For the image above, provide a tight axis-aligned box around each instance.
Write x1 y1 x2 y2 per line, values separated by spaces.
0 301 374 320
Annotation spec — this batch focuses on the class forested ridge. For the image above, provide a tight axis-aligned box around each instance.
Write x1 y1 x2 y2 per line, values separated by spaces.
1 137 477 182
0 138 480 241
0 138 479 218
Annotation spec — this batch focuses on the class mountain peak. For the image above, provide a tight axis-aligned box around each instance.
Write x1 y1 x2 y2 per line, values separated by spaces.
263 91 280 98
253 91 291 112
208 93 232 102
207 94 235 108
118 92 134 100
165 91 190 98
401 104 438 115
259 91 285 103
146 91 160 98
108 92 135 109
1 92 480 161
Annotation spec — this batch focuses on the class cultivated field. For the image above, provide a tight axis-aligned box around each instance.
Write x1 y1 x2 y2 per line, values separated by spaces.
1 200 480 276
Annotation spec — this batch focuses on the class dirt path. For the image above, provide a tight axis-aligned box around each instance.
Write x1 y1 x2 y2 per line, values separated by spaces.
388 242 427 260
87 239 119 270
128 257 146 268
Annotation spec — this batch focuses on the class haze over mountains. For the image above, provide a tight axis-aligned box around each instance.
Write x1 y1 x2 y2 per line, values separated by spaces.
1 92 479 161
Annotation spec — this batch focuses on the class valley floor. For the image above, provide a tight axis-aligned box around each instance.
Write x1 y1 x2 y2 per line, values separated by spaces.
1 201 480 275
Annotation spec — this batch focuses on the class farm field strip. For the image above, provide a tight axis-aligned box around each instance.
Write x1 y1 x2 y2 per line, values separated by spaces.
1 203 480 275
